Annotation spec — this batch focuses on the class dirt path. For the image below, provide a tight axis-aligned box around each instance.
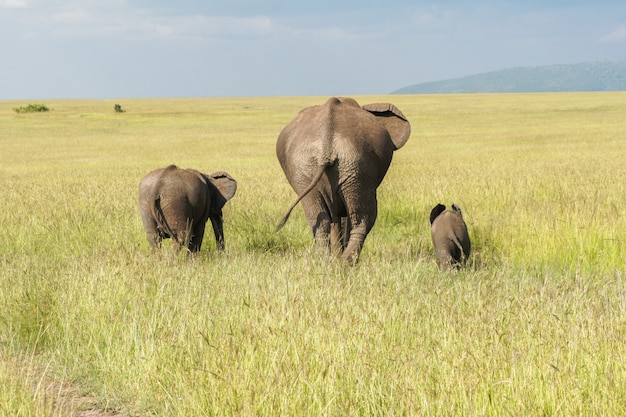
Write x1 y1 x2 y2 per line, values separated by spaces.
48 384 122 417
2 355 130 417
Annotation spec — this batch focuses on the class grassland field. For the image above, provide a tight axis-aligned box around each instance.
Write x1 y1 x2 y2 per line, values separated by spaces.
0 93 625 416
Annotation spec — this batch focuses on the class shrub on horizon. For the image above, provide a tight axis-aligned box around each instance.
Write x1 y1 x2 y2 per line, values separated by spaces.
13 104 50 113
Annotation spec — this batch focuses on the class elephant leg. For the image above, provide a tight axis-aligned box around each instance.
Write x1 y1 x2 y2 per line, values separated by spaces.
209 213 225 251
436 249 453 270
312 212 332 254
327 188 344 257
146 226 162 249
340 216 351 251
140 212 162 249
342 193 377 264
302 195 332 254
329 219 344 257
169 217 192 252
189 220 207 253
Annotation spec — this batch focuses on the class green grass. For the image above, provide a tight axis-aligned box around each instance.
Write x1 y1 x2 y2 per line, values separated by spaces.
0 93 625 416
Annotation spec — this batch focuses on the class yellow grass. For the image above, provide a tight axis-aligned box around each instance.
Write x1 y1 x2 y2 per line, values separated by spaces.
0 93 625 416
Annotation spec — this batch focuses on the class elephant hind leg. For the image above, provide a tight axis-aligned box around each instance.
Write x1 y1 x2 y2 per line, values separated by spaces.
342 232 365 264
140 205 163 249
312 214 346 258
143 222 162 249
169 218 194 252
329 219 344 257
342 216 375 265
312 211 332 255
342 197 377 265
340 216 350 250
144 223 163 250
303 194 353 259
435 250 453 270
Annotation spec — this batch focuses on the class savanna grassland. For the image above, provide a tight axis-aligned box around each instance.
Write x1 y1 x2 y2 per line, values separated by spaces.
0 93 625 416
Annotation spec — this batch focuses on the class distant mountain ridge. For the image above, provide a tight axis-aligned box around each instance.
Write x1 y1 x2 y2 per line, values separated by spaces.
392 61 626 94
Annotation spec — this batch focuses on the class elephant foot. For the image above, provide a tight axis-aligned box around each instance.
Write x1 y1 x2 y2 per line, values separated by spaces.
341 248 361 265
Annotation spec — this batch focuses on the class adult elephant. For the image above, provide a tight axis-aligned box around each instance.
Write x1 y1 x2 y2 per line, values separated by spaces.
276 97 411 263
139 165 237 252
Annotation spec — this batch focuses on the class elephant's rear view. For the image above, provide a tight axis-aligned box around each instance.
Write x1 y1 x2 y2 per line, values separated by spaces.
430 203 471 269
139 165 237 253
276 97 411 264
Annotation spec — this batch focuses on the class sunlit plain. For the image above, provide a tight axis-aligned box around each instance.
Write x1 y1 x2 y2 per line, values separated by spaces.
0 93 625 416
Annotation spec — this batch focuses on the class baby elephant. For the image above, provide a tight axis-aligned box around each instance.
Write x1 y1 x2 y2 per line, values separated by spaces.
430 203 471 269
139 165 237 252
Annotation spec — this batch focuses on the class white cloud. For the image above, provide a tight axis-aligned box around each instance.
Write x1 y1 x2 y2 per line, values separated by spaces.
117 14 275 40
410 6 456 28
186 15 274 38
0 0 27 8
601 25 626 42
288 26 376 42
7 2 276 40
52 10 91 23
148 23 174 38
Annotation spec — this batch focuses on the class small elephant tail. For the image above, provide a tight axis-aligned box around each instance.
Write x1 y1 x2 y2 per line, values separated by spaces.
276 163 329 232
153 195 175 238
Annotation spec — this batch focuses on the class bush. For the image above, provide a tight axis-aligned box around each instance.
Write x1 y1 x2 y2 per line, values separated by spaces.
114 104 125 113
13 104 50 113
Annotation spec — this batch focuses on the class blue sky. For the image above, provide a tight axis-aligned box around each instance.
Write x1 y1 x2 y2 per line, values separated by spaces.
1 0 626 99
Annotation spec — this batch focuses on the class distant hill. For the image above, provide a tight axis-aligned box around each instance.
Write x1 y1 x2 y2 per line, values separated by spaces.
392 61 626 94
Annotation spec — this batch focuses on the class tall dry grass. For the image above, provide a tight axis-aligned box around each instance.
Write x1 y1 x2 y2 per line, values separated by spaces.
0 93 624 416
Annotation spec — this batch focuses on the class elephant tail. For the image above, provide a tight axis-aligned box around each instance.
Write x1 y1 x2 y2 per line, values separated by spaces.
276 163 329 231
153 195 175 238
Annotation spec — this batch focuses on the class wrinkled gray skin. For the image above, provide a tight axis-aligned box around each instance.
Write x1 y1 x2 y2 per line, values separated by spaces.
430 203 471 269
139 165 237 252
276 97 411 264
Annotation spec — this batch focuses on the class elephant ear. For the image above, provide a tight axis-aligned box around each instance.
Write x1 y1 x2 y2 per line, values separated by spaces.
430 204 446 225
451 204 463 217
206 171 237 211
362 103 411 150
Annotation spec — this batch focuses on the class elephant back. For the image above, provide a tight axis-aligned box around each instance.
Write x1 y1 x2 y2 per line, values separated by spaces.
156 167 210 224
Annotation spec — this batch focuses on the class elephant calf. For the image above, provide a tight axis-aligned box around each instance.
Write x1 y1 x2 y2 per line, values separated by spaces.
430 203 471 270
139 165 237 252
